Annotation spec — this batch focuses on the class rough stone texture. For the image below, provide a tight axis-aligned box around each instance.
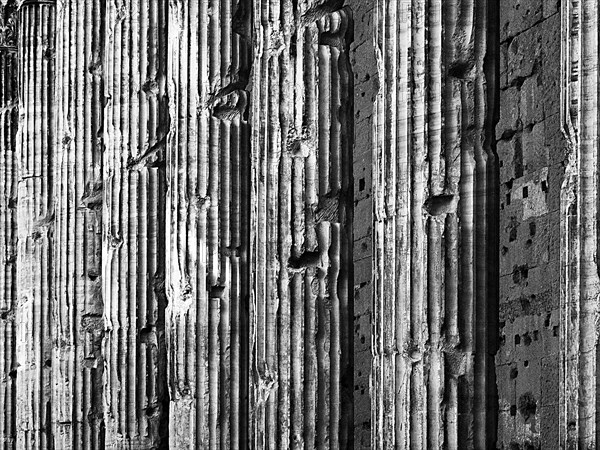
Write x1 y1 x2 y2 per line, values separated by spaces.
496 0 564 448
349 0 376 447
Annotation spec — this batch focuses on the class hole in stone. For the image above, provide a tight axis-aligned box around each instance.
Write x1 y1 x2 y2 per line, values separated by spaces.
513 265 528 283
359 178 365 191
553 325 559 337
448 62 471 79
541 180 548 192
515 334 521 345
533 330 539 341
545 314 551 327
500 160 504 167
509 227 517 242
140 326 154 340
510 367 518 379
529 222 536 236
44 359 51 368
524 360 529 367
502 246 509 255
523 333 532 346
506 193 511 206
518 392 537 420
361 91 365 97
360 336 365 344
523 186 528 198
513 268 521 284
525 239 532 248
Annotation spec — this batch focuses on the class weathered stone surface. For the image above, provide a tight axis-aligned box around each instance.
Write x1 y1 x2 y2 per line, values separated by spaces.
371 0 498 448
15 2 55 448
1 0 597 448
248 3 354 447
0 3 17 449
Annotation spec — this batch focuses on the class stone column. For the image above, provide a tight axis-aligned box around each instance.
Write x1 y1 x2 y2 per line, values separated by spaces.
102 0 168 446
15 1 55 448
0 2 17 448
165 0 251 447
372 1 497 448
248 2 354 448
560 0 599 448
51 0 105 448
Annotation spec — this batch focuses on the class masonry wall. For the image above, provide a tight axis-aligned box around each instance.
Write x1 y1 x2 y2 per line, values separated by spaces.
349 0 376 447
496 0 564 448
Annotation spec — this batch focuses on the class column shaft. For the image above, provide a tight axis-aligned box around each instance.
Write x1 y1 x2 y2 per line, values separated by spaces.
52 1 105 448
249 2 354 448
0 3 18 449
15 2 56 449
102 0 168 446
372 1 496 448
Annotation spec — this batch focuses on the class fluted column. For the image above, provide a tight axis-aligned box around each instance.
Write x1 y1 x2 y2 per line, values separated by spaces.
15 1 55 449
52 1 105 448
560 1 598 448
165 0 251 447
249 2 354 448
372 1 496 448
102 0 168 447
0 3 17 449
